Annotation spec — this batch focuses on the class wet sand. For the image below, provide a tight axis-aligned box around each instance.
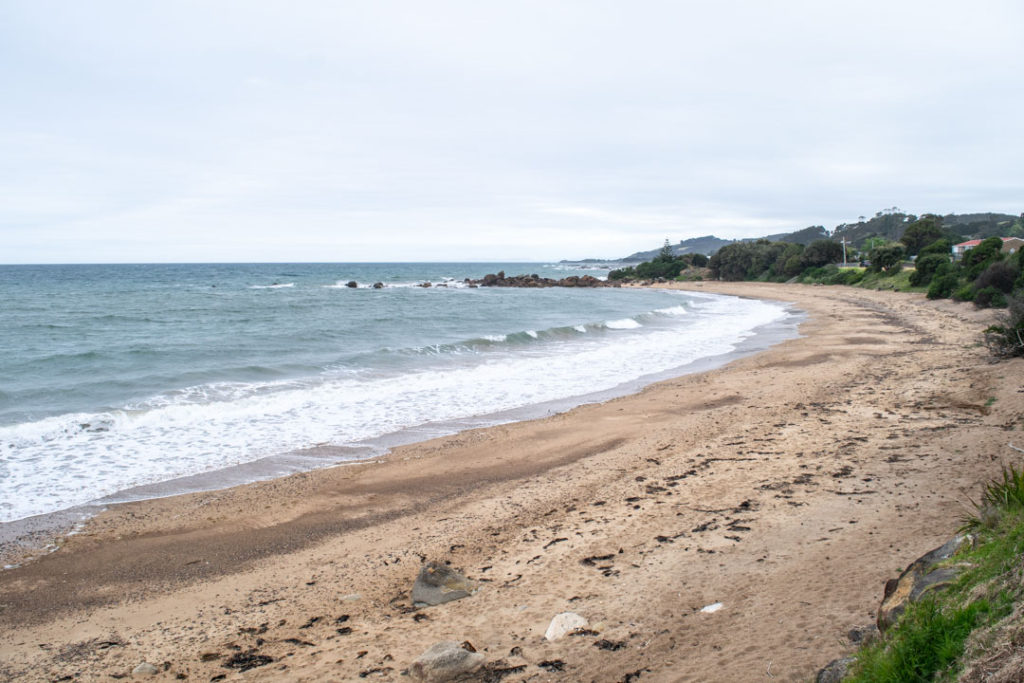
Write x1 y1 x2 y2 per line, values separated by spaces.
1 282 1021 682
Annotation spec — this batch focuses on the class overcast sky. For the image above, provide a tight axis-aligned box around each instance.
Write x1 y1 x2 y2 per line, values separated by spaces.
2 1 1022 263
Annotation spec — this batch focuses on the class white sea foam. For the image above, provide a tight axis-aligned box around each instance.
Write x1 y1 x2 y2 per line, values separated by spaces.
574 325 587 333
655 305 688 316
250 283 295 289
0 293 789 523
605 318 642 329
525 330 539 338
482 334 508 342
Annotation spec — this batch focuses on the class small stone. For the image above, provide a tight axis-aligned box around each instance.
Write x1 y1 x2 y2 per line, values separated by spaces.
132 662 160 677
410 641 484 682
544 612 588 641
341 593 362 602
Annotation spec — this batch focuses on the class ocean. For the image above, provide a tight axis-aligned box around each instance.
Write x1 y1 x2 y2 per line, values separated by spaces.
0 262 797 525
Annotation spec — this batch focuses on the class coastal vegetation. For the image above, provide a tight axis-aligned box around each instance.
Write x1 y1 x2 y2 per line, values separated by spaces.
612 211 1024 314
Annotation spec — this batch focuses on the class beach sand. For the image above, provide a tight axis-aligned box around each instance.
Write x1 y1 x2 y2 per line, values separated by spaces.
1 282 1022 682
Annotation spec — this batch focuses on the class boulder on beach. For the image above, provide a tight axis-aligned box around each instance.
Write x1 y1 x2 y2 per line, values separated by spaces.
412 562 476 607
409 641 484 682
877 534 973 631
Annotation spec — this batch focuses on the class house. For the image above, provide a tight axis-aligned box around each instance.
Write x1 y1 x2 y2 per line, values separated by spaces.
952 237 1023 261
952 239 983 260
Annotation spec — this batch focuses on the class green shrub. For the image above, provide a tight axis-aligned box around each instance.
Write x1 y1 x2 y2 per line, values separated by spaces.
975 286 1008 309
974 260 1020 293
910 254 951 287
918 238 954 259
839 268 865 285
927 272 959 299
984 295 1024 357
964 237 1006 279
953 284 976 302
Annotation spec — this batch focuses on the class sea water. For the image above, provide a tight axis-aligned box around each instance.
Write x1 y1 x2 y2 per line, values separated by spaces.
0 263 795 523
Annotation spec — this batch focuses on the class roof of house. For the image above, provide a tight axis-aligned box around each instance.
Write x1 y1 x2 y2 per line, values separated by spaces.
954 237 1020 248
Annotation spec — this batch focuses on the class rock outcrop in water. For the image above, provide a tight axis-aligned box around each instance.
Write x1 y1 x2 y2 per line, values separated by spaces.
467 271 618 288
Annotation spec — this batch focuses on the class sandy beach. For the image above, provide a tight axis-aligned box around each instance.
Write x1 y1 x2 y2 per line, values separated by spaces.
1 282 1022 682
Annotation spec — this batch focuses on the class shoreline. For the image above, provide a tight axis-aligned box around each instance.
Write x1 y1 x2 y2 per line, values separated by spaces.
1 282 1020 682
0 290 802 565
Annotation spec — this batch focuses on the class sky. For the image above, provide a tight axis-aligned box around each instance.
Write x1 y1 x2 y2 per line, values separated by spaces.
2 1 1022 263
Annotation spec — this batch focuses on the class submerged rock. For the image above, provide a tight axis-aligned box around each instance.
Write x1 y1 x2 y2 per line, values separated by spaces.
877 534 973 631
412 562 476 607
409 641 484 681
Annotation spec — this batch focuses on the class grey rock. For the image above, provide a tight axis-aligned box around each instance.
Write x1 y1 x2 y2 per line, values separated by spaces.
409 641 484 682
132 661 160 677
345 280 358 288
816 656 855 683
372 282 384 289
412 562 476 607
878 534 973 631
848 624 879 646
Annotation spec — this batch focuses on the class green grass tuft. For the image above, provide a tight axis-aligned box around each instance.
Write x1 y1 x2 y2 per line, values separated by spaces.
849 598 992 682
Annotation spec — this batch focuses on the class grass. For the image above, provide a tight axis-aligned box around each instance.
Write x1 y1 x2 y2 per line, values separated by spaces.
844 465 1024 682
855 268 925 293
849 598 999 682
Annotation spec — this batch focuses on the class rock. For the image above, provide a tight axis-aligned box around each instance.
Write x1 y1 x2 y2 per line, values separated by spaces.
419 282 432 288
877 534 973 631
409 641 484 682
412 562 476 607
816 656 855 683
372 282 384 289
346 281 358 288
544 612 588 640
341 593 362 602
847 624 879 646
132 662 160 677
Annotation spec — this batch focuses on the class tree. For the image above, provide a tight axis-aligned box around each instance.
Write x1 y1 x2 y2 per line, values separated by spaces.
800 239 844 268
869 243 906 273
708 243 755 281
657 239 673 261
900 215 944 256
918 238 953 259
